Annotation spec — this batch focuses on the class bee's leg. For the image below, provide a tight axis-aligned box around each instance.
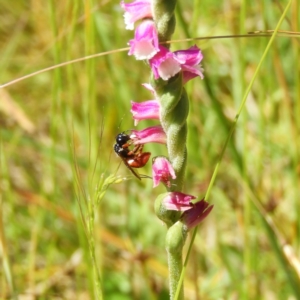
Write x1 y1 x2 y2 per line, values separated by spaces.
121 142 131 149
128 144 144 155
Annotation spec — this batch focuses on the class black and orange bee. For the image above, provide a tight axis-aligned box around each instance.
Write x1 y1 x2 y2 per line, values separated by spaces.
114 132 151 180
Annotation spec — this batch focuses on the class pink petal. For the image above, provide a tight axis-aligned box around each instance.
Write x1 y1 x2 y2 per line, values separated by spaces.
142 83 156 94
162 192 196 211
128 20 159 60
152 157 176 188
130 100 160 125
182 200 213 229
131 125 166 144
174 45 204 83
149 46 181 80
121 0 152 30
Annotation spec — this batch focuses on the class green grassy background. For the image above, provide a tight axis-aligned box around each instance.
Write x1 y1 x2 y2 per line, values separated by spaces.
1 0 300 299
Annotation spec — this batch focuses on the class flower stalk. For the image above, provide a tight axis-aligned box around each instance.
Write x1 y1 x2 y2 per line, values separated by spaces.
151 74 188 192
120 0 212 299
152 0 176 43
151 1 187 298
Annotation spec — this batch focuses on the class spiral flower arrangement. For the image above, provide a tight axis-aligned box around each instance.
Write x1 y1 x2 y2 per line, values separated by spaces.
115 0 214 298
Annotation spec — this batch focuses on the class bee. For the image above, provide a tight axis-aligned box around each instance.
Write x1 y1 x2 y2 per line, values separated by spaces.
114 132 151 180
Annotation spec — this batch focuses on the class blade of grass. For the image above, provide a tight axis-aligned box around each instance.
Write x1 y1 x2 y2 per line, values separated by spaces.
237 1 254 298
292 0 300 254
0 139 16 299
2 33 299 89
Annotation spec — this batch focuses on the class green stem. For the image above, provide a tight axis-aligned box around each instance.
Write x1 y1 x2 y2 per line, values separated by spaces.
152 1 188 299
153 70 186 300
166 221 186 300
152 0 176 43
167 251 183 299
152 74 188 191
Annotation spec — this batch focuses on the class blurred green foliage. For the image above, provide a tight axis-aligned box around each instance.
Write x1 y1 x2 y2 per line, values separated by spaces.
0 0 300 299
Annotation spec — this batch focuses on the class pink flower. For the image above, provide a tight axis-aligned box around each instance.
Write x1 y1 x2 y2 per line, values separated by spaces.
130 125 166 144
131 100 160 125
120 0 152 30
161 192 195 211
152 157 176 188
149 46 181 80
129 20 159 60
149 45 204 82
174 45 204 83
181 199 213 229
